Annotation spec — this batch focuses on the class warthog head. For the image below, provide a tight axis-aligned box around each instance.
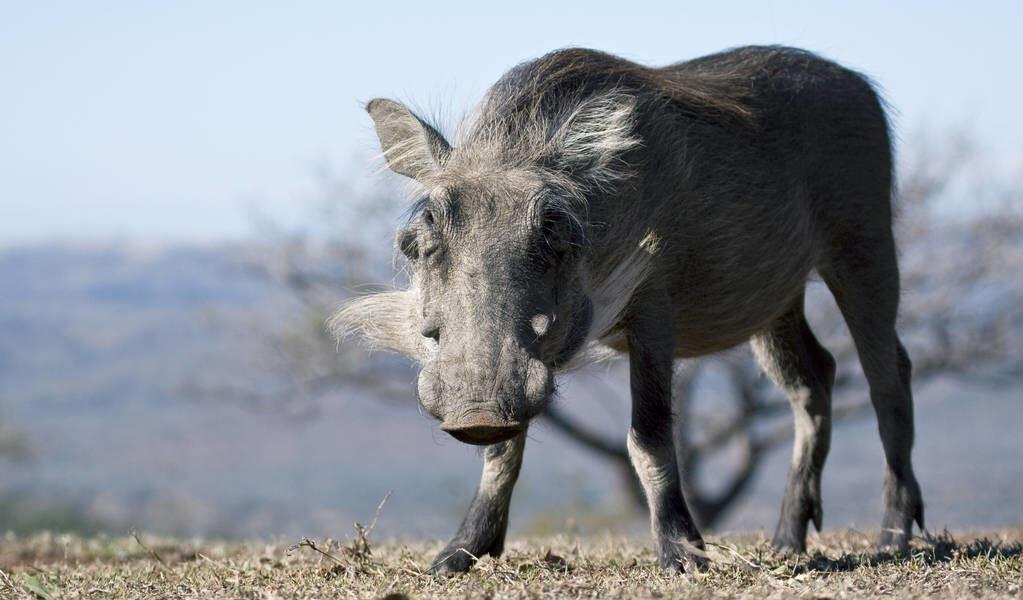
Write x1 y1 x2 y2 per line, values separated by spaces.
331 90 642 445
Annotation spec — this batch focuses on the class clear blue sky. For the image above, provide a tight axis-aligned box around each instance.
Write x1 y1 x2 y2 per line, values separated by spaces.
2 1 1020 243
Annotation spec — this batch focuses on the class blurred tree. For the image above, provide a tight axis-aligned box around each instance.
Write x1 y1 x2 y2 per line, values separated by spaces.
244 137 1023 527
0 417 29 462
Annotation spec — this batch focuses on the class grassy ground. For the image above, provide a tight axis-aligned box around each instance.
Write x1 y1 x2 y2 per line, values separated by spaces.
1 529 1020 599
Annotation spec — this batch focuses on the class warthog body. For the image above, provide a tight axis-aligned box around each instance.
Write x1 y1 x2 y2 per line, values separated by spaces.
334 46 923 573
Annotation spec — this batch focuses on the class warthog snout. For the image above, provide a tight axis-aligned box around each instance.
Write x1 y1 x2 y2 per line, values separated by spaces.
417 336 553 445
441 411 525 445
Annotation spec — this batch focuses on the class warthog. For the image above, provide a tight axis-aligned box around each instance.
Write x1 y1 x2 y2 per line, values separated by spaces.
333 45 923 573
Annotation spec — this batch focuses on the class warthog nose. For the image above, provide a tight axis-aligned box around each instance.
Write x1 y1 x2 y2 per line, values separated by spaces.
441 413 524 445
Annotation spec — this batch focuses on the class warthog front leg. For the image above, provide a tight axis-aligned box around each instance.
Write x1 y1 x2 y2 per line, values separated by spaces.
429 431 526 575
626 290 705 572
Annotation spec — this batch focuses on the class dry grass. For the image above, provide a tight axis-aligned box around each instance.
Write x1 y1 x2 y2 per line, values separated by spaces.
1 528 1021 599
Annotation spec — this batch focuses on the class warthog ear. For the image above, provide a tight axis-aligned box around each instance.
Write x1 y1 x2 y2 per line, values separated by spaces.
546 93 640 189
366 98 451 181
327 290 433 363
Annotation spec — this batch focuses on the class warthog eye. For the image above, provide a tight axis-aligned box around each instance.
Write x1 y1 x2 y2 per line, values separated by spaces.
420 322 440 342
537 205 583 260
401 201 443 261
398 227 418 260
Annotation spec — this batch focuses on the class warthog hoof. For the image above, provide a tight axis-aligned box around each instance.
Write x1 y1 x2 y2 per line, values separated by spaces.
428 545 479 576
771 481 824 554
879 478 925 553
657 536 709 573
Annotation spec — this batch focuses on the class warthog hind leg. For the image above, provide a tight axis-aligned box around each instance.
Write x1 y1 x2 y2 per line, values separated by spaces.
751 293 835 553
822 232 924 553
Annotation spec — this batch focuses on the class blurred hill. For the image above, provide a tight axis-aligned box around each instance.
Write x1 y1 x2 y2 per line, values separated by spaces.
0 242 1020 539
0 242 623 537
